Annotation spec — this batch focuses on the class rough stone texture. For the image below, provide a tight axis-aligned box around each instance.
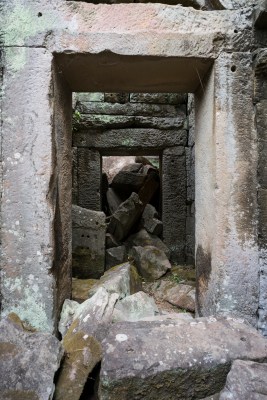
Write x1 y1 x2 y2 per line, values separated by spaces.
126 228 170 259
219 360 267 400
0 315 63 400
130 93 187 104
107 192 143 242
73 129 187 152
131 245 171 281
195 53 259 326
106 246 127 270
99 317 267 400
72 205 106 279
72 278 98 303
105 233 120 249
88 262 142 300
165 284 196 312
141 204 163 236
254 50 267 336
112 291 159 322
110 164 146 196
254 1 267 29
55 288 117 400
162 147 187 263
76 148 101 211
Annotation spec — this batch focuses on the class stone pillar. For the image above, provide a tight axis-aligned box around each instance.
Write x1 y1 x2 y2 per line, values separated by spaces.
195 53 259 326
1 48 59 332
162 147 186 263
254 49 267 336
77 148 101 211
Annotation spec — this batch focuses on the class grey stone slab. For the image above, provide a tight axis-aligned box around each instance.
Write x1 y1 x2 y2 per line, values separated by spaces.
0 315 63 400
77 101 179 117
112 291 159 322
106 246 127 270
76 92 105 102
130 93 188 104
104 93 130 103
73 129 187 152
131 245 171 281
219 360 267 400
77 148 101 210
162 147 187 263
72 205 106 279
76 114 186 130
99 317 267 400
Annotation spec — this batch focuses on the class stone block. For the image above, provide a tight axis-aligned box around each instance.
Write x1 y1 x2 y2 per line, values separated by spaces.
112 291 159 322
131 245 171 281
165 284 196 312
76 92 104 102
104 93 129 103
219 360 267 399
88 262 142 300
0 315 63 400
99 317 267 400
106 233 120 249
72 147 78 204
107 192 143 242
130 93 187 104
73 129 188 151
110 165 147 197
162 147 187 263
106 246 127 270
71 278 98 303
106 188 123 215
72 205 106 279
141 204 163 236
77 101 179 117
126 229 170 259
254 1 267 29
77 148 101 210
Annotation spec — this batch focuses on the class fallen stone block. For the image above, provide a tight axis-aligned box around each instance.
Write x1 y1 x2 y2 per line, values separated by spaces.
165 284 196 312
106 246 127 270
72 278 98 303
131 245 171 281
111 163 146 197
126 228 170 259
0 314 63 400
72 205 106 279
139 312 194 322
99 317 267 400
88 262 142 300
107 192 143 241
219 360 267 400
106 188 123 215
112 291 159 322
106 233 120 249
55 288 117 400
141 204 163 236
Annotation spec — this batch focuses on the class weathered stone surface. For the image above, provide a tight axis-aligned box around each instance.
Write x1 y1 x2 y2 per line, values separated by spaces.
130 93 188 104
106 246 127 270
77 101 179 117
88 262 142 300
106 188 123 215
99 317 267 400
111 165 146 196
162 147 186 263
76 148 101 211
73 129 187 151
254 1 267 29
207 0 256 10
56 288 117 400
131 245 171 281
72 278 98 303
76 114 185 130
106 233 120 249
107 192 143 241
165 284 196 312
105 93 129 103
219 360 267 400
139 312 194 322
0 315 63 400
112 291 159 322
72 206 106 279
141 204 163 236
126 229 170 259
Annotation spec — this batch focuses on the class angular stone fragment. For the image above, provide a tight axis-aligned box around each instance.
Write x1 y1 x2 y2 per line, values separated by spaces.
112 291 159 322
88 262 142 300
141 204 163 236
139 312 194 322
106 233 120 249
99 317 267 400
110 164 146 197
72 205 106 279
72 278 98 303
107 192 143 241
126 228 170 259
55 288 117 400
0 315 63 400
219 360 267 400
106 188 123 215
131 245 171 281
165 284 196 312
130 93 187 105
106 246 127 270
